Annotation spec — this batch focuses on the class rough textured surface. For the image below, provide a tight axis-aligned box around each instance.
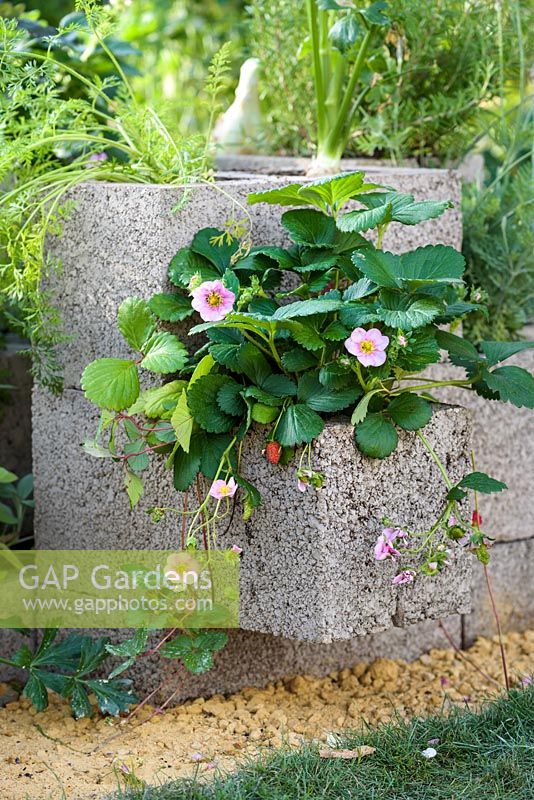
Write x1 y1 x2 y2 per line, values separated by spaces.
1 629 530 800
225 406 473 642
33 387 472 642
464 539 534 644
45 172 462 388
0 335 32 476
423 328 534 542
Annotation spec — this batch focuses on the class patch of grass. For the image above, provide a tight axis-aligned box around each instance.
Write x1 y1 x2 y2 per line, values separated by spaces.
111 685 534 799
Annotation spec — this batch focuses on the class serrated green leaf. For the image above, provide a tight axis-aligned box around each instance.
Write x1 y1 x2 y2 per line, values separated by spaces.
352 249 401 289
361 191 451 225
173 434 202 490
85 679 136 716
236 342 271 385
247 183 308 208
81 359 140 411
272 298 344 320
125 470 143 509
276 404 324 446
70 683 93 719
482 366 534 409
217 380 246 416
318 362 353 389
481 341 534 367
435 330 480 369
388 393 432 431
399 245 465 285
298 373 361 412
342 278 376 301
187 374 236 433
148 293 194 323
23 673 49 712
134 381 186 419
457 471 507 494
171 391 193 452
117 297 156 351
262 374 297 397
337 203 392 233
377 293 444 329
355 413 398 458
285 320 325 351
141 331 188 374
190 228 238 271
281 348 318 372
281 209 337 248
350 390 380 425
168 247 219 288
322 320 351 341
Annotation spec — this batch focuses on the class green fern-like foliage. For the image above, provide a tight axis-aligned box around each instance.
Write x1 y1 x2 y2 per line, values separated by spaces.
0 4 230 390
247 0 531 163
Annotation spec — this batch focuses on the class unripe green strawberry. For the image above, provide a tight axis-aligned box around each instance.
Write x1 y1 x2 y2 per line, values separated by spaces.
266 441 281 464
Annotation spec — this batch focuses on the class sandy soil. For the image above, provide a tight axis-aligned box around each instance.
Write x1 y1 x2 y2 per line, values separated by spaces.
0 630 532 800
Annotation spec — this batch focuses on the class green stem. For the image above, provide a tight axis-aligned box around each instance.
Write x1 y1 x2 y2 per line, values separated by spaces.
390 379 473 395
416 430 452 489
306 0 327 144
323 26 374 156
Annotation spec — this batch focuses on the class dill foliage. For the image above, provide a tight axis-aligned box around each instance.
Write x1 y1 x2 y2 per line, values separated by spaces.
0 1 230 390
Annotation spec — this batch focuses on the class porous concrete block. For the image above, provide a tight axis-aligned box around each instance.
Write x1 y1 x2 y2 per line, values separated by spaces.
45 170 461 388
224 405 472 642
33 385 472 642
423 328 534 542
463 539 534 645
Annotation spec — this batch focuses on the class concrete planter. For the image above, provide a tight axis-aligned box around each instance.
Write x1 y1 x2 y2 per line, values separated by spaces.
23 164 480 692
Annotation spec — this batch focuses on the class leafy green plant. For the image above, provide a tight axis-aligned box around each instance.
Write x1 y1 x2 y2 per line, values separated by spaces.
463 108 534 343
0 1 232 390
82 170 534 582
0 466 33 546
0 626 228 718
248 0 530 164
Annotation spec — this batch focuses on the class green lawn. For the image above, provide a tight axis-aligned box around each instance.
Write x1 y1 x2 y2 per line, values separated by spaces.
112 686 534 800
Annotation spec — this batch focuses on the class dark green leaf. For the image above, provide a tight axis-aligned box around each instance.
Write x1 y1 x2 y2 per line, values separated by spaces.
217 380 246 416
298 373 361 412
388 393 432 431
377 292 444 329
276 404 324 446
457 471 507 494
337 203 392 233
355 413 398 458
272 298 344 320
168 247 219 288
281 348 318 372
481 341 534 367
188 375 236 433
23 673 48 711
85 679 136 716
173 436 202 491
281 209 336 248
435 330 480 369
262 374 297 397
190 228 238 271
482 366 534 409
329 15 361 51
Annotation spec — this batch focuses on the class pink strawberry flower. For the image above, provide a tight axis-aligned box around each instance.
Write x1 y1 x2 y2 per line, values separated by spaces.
374 528 401 561
472 510 483 528
209 477 237 500
191 280 235 321
297 478 307 493
392 569 416 585
231 544 243 555
344 327 389 367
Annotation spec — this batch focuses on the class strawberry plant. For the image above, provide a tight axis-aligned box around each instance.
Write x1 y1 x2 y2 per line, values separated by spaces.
82 171 534 591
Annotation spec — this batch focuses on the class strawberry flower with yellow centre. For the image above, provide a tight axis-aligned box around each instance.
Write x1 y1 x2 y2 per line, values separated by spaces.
344 327 389 367
191 279 236 322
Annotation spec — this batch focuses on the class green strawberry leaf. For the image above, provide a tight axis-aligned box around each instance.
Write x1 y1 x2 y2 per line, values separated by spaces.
81 358 140 411
355 413 398 459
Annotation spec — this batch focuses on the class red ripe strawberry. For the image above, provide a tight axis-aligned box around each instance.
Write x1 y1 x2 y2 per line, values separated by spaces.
266 441 282 464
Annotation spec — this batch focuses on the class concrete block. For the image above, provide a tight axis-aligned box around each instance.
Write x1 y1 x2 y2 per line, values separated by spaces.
33 385 472 641
118 615 463 701
45 171 461 388
463 538 534 644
